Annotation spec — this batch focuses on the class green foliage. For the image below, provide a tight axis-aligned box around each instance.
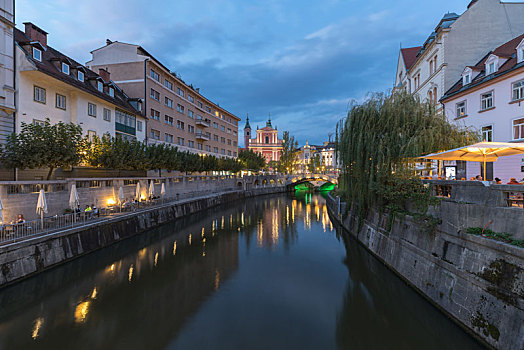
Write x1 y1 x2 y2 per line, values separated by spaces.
278 131 299 174
239 149 265 171
466 227 524 248
307 153 322 173
2 119 84 179
336 90 479 222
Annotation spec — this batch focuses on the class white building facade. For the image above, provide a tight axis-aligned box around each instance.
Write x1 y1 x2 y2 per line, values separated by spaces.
395 0 524 108
0 0 15 145
442 34 524 182
15 23 146 142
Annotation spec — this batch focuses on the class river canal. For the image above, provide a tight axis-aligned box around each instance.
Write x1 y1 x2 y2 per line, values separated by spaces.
0 192 484 349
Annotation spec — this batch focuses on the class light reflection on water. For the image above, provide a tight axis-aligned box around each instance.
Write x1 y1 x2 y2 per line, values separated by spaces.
0 192 483 350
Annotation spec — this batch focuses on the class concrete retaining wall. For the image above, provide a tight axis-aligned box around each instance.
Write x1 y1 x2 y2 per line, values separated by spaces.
0 186 286 288
326 194 524 350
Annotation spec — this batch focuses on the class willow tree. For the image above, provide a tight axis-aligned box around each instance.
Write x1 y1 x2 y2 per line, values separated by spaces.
336 90 478 222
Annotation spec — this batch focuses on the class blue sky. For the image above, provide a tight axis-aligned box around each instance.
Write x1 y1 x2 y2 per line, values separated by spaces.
16 0 469 146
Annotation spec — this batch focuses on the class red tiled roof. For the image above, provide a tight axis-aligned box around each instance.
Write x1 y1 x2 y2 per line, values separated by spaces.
442 33 524 100
401 47 422 70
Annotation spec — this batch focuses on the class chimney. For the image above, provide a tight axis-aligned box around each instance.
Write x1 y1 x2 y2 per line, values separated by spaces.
23 22 48 48
98 68 110 82
196 88 200 93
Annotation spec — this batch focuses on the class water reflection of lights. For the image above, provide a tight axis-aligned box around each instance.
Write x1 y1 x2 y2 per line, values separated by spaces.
189 234 192 245
215 269 220 290
201 228 205 238
272 209 279 244
128 265 134 282
91 287 97 299
74 301 91 324
154 252 159 267
221 216 224 229
173 241 177 256
257 220 263 247
31 317 43 339
138 248 147 258
241 212 244 226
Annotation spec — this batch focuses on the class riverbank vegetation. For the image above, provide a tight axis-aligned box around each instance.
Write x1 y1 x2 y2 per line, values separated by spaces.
1 120 243 179
336 91 479 223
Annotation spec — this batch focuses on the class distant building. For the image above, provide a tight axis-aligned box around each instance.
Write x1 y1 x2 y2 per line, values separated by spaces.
87 40 240 158
244 116 282 163
441 33 524 182
0 0 15 146
15 23 145 142
297 141 338 173
395 0 524 109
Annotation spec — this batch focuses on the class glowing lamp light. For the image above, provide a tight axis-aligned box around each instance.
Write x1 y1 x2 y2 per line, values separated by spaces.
107 198 116 206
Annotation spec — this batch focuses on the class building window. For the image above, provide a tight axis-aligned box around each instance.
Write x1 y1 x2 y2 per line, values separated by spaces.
164 79 173 90
213 147 218 153
78 71 84 82
481 125 493 142
137 120 143 132
228 150 232 156
62 63 70 75
188 140 194 148
265 136 269 143
109 87 114 97
34 86 46 103
177 87 184 97
205 106 211 113
165 133 173 143
150 109 160 120
165 97 173 108
188 125 195 133
150 129 160 140
481 91 493 110
233 152 237 157
188 95 194 103
33 47 42 61
188 110 194 118
150 89 160 101
198 101 203 108
214 134 219 141
88 103 97 117
164 115 174 126
233 141 237 147
221 137 225 143
177 137 185 146
150 69 160 82
227 139 231 145
512 80 524 101
88 130 96 142
220 125 225 132
206 145 211 152
227 128 231 134
513 118 524 140
177 104 185 113
177 120 185 130
456 101 466 117
213 122 218 129
97 81 103 92
56 94 66 109
103 108 111 122
33 119 45 127
487 62 496 75
463 74 470 85
197 143 203 150
221 149 225 155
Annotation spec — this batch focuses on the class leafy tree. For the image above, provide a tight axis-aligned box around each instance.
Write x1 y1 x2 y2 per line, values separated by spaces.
336 90 479 225
278 131 299 174
239 149 265 171
307 153 321 173
1 119 84 179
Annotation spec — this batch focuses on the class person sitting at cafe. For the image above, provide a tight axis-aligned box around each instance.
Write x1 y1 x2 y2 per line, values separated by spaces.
507 177 520 185
16 214 25 224
475 175 483 181
91 204 99 217
494 177 502 184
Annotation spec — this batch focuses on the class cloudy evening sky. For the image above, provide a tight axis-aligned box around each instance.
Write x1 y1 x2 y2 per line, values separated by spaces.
16 0 473 146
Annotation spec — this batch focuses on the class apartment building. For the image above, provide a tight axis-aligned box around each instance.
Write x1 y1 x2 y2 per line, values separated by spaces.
441 33 524 182
395 0 524 107
0 0 15 146
87 41 240 158
15 23 145 142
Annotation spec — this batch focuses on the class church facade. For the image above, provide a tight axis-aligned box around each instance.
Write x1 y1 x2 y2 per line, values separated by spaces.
244 117 283 163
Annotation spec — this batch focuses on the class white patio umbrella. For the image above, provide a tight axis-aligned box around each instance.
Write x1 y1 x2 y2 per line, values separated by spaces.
148 180 155 199
36 189 47 228
135 182 142 202
160 183 166 203
420 141 524 180
69 184 79 210
0 193 4 225
118 186 125 204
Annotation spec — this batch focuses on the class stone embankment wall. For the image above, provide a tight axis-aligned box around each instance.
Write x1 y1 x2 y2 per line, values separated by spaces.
0 186 286 289
326 193 523 350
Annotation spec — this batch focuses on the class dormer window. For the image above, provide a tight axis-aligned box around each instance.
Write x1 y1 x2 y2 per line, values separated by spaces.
62 63 69 75
109 87 114 97
78 71 84 82
33 47 42 61
487 62 496 74
517 39 524 63
463 74 471 85
97 81 103 92
485 55 499 75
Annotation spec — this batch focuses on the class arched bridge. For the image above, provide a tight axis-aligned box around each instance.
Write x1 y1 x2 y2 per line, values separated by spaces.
287 173 338 187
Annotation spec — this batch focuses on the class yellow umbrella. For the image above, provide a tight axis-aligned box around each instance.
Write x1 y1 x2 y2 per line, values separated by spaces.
420 142 524 180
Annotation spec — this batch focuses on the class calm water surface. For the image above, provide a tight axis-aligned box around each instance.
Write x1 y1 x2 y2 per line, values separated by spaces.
0 192 484 349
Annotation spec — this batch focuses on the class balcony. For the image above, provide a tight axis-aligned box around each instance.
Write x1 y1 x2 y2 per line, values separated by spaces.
195 132 210 141
195 116 211 127
115 122 136 136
